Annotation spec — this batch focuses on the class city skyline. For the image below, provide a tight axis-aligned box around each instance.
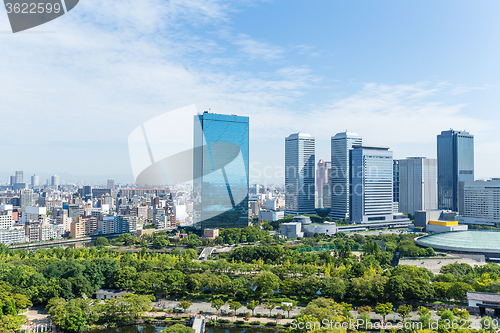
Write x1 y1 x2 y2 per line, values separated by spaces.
0 126 489 186
1 1 500 183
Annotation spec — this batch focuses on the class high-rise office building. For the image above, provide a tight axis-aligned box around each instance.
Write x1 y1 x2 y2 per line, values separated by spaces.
9 176 15 186
51 175 60 187
458 180 500 225
437 130 474 211
15 171 23 184
31 175 39 187
398 157 438 215
316 160 331 208
393 160 400 203
285 133 316 215
350 146 393 223
107 179 115 190
82 186 92 201
193 112 249 230
330 131 362 220
20 189 34 208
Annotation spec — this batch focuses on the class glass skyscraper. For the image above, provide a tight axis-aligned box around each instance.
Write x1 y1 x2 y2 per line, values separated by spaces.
285 133 316 215
193 112 249 230
437 130 474 211
350 146 393 223
329 131 362 221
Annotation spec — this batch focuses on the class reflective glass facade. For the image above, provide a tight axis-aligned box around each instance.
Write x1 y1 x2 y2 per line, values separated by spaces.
193 113 249 230
437 130 474 211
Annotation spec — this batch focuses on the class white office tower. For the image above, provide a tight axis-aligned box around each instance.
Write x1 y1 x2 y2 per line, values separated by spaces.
285 133 316 215
458 180 500 225
31 175 39 186
398 157 438 215
330 131 362 220
350 146 393 223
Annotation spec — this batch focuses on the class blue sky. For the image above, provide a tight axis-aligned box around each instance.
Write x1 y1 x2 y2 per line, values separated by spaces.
1 0 499 184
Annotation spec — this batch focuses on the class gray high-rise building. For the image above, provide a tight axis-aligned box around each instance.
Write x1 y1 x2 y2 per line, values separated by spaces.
107 179 115 190
193 112 249 230
316 160 331 208
51 175 60 187
20 189 34 208
330 131 362 220
15 171 23 184
31 175 39 187
437 130 474 211
285 133 316 215
398 157 438 215
350 146 393 223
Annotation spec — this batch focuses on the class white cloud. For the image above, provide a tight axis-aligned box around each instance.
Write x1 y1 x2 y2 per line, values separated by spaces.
233 33 284 60
0 0 496 182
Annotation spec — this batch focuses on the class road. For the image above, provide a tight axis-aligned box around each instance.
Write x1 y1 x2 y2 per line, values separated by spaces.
199 247 216 260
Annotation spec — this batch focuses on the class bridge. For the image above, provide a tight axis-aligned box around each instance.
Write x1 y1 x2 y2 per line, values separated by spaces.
192 317 206 333
199 247 215 260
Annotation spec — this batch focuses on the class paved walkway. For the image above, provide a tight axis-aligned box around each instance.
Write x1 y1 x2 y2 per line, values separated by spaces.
153 300 304 317
22 306 52 332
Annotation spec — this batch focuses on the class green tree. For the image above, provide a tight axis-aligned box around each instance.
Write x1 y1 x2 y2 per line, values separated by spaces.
296 298 352 333
211 298 225 314
0 315 25 333
95 237 110 247
374 302 393 322
113 266 137 290
448 282 474 301
246 300 259 316
417 306 432 327
12 293 32 310
153 236 170 249
252 271 280 297
357 312 371 329
46 297 67 328
264 302 276 316
63 305 88 332
481 316 497 332
396 304 412 321
186 234 202 248
178 300 193 312
229 301 242 314
320 276 347 300
281 302 296 318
